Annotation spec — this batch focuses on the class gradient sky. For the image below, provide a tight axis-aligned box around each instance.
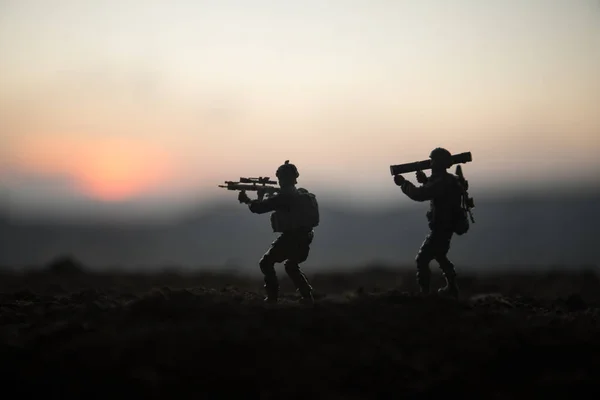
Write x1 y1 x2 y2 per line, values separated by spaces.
1 0 599 218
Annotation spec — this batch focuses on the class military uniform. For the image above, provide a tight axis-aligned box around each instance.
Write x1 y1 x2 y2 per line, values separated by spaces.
247 188 315 303
241 161 316 304
396 148 464 298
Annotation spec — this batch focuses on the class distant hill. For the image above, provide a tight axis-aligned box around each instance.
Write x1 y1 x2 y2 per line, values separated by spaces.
0 189 598 272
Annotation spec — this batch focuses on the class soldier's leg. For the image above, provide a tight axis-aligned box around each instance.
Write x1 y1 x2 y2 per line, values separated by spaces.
258 254 278 303
284 231 315 303
284 260 314 302
259 236 288 303
415 234 436 294
436 255 458 297
432 230 459 298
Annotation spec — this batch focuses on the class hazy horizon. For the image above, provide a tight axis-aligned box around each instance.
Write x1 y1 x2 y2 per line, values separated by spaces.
1 0 599 220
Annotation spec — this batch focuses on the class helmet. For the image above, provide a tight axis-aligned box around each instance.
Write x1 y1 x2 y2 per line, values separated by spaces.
429 147 453 169
276 160 299 181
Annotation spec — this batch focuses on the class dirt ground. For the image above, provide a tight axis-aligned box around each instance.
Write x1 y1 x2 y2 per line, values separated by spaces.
1 266 599 399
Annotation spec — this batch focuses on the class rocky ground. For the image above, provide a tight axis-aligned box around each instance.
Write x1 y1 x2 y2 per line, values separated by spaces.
1 265 600 399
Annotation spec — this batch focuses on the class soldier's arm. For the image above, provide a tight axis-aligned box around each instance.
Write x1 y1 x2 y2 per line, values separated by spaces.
248 194 285 214
416 170 428 184
401 177 447 202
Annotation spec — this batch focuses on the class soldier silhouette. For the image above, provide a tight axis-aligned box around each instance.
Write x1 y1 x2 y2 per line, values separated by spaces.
238 161 319 304
393 148 466 298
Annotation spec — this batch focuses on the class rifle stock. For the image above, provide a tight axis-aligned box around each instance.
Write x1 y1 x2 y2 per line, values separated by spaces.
455 165 475 223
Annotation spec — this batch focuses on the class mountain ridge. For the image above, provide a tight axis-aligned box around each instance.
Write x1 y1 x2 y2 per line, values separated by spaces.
1 188 598 271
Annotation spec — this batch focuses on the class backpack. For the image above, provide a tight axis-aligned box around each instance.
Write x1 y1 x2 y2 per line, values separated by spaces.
270 188 320 232
295 188 320 228
454 206 470 235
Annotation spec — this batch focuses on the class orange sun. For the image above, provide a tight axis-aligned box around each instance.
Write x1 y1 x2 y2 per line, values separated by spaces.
12 133 175 202
72 140 173 202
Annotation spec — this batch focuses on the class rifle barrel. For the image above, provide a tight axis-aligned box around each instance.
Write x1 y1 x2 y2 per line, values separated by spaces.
218 182 279 191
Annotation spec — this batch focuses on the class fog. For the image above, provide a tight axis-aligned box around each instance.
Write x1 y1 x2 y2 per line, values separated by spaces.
1 184 598 273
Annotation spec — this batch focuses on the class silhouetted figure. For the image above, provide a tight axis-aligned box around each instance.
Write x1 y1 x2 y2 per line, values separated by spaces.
238 161 319 304
393 148 466 298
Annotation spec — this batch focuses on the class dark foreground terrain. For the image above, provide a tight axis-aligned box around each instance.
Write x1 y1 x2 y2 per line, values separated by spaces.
1 263 600 399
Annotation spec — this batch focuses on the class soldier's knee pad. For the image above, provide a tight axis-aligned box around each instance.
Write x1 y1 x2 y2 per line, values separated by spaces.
259 256 276 276
415 253 431 270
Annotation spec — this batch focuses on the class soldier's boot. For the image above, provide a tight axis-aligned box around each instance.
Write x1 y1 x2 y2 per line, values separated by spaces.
438 261 459 299
263 282 279 304
285 261 314 305
299 288 315 305
260 259 279 303
416 263 432 295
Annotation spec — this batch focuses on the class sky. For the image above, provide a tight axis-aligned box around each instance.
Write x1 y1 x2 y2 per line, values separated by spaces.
1 0 599 219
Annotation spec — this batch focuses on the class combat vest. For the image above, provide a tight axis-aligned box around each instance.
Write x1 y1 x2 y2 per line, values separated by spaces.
427 173 467 234
270 188 320 233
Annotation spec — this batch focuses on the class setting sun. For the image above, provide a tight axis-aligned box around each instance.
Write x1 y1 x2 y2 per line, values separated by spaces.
12 134 175 202
75 142 172 201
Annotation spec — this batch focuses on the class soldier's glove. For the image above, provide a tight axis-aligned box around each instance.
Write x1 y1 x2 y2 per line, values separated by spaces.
238 191 251 204
416 170 427 184
393 175 406 186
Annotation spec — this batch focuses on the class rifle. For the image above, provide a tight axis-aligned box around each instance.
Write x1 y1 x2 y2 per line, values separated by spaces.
218 177 279 202
390 152 472 176
455 165 475 223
